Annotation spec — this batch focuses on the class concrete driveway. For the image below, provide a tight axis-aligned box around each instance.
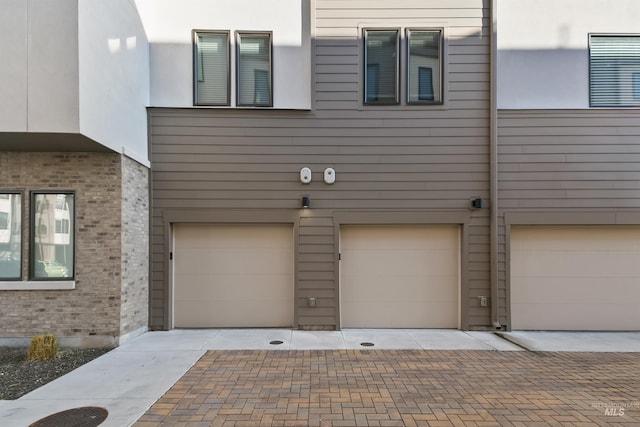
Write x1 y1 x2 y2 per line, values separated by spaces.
1 329 639 426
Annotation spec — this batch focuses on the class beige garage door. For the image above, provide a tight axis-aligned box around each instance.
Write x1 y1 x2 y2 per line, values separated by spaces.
340 225 459 328
511 226 640 330
173 224 294 328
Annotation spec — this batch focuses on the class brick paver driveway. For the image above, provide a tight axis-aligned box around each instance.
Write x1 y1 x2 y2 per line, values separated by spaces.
135 350 640 426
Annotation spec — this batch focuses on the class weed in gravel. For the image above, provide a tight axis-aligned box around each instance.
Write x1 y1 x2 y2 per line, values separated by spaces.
0 346 112 400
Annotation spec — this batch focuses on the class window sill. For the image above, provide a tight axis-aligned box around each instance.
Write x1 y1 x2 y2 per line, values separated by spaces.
0 281 76 291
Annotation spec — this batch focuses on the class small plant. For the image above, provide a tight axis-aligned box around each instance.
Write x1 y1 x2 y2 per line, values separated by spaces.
28 334 59 360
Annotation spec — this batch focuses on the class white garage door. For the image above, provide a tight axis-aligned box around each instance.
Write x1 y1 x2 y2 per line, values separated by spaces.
173 224 294 328
511 226 640 330
340 225 459 328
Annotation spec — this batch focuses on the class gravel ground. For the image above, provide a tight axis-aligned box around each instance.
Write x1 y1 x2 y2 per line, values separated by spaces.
0 347 112 400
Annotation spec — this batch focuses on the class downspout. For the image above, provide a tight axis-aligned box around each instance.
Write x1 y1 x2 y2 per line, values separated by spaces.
490 0 502 329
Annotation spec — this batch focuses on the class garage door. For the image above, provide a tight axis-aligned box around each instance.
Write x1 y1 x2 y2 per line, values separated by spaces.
173 224 294 328
340 225 459 328
511 226 640 330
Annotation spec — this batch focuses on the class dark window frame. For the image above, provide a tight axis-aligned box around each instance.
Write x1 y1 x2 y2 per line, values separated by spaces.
193 30 231 106
30 191 76 281
0 192 22 281
407 28 444 105
589 33 640 108
236 31 273 107
363 28 400 105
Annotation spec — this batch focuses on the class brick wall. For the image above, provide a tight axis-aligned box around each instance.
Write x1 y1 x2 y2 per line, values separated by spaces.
119 156 149 339
0 152 125 346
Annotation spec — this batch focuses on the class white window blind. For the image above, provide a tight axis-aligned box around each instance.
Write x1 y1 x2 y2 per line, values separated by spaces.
194 32 230 105
590 35 640 107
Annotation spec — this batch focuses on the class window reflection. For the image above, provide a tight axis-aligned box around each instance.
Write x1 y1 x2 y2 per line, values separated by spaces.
0 194 21 279
33 194 74 279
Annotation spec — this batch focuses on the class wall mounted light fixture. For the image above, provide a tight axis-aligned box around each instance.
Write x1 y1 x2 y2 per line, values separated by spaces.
471 198 483 209
301 196 310 208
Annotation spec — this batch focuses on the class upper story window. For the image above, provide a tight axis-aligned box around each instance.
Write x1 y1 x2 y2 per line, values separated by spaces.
364 29 399 105
193 30 273 107
363 28 444 106
589 34 640 107
194 31 230 106
407 29 443 104
237 32 273 107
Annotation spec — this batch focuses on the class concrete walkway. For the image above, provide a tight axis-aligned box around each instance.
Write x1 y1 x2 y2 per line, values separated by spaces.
1 329 639 426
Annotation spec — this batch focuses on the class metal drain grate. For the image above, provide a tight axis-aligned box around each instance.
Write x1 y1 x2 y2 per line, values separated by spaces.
29 406 108 427
360 342 375 347
269 340 284 345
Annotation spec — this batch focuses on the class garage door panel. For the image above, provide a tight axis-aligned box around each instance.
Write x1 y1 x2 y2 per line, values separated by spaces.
512 277 640 305
342 251 456 278
512 302 640 331
176 249 292 274
175 298 292 328
177 274 292 301
511 226 640 330
512 227 640 251
174 224 293 328
513 250 640 277
341 225 459 329
342 226 458 250
343 302 458 329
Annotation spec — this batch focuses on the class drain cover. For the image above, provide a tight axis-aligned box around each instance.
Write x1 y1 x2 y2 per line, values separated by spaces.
30 406 108 427
269 340 284 345
360 342 375 347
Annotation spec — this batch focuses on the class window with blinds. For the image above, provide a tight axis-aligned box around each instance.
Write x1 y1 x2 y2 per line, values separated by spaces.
237 32 272 107
194 31 230 106
364 30 399 105
589 34 640 107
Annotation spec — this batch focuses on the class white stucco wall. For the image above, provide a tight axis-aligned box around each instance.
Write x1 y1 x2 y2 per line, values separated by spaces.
135 0 311 109
0 0 150 165
0 0 79 132
497 0 640 109
0 0 28 131
79 0 150 165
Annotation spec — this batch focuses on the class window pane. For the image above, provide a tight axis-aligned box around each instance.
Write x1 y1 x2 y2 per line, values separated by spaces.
590 35 640 107
633 72 640 100
32 194 74 279
0 194 21 280
237 33 272 106
364 30 399 104
408 30 442 104
194 32 229 105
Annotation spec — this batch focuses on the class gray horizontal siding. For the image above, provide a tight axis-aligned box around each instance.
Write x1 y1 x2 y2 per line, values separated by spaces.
314 0 489 112
149 0 490 330
498 110 640 209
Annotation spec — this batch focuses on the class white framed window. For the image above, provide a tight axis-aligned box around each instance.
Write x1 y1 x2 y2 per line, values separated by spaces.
589 34 640 107
0 193 21 280
193 31 231 106
236 32 273 107
407 29 443 104
31 193 74 280
364 29 400 105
